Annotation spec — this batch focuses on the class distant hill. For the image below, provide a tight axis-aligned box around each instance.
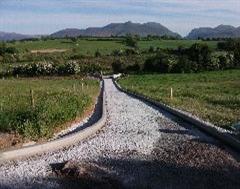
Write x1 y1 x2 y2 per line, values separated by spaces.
0 31 39 41
50 21 181 38
187 25 240 39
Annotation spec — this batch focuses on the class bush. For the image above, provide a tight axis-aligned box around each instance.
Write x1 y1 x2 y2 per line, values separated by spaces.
112 59 124 73
144 52 173 73
112 49 124 56
0 43 18 56
58 61 80 75
13 61 56 76
233 42 240 68
126 63 141 73
125 34 138 48
125 48 139 56
148 46 155 53
172 56 196 73
187 43 212 71
12 60 102 76
95 50 101 57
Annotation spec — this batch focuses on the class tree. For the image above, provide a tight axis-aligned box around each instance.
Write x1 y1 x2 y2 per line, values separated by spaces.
233 41 240 68
125 34 138 48
144 51 172 73
172 55 195 73
187 43 212 71
112 59 124 73
148 46 155 53
95 50 101 57
71 37 77 43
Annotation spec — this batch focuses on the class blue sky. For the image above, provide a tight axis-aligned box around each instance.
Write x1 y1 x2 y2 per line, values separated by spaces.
0 0 239 36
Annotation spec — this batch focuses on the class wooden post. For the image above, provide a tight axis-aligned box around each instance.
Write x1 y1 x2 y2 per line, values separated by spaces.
81 83 84 90
30 89 35 108
73 84 76 92
170 87 173 99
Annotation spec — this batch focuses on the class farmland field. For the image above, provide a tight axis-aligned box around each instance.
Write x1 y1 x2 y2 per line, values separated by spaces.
7 38 219 56
119 70 240 129
0 77 99 148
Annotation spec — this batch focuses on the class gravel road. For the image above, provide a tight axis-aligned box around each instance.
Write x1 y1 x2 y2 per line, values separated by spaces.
0 79 239 189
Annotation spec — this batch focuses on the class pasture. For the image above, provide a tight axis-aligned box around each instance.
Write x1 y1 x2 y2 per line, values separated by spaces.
119 70 240 129
7 38 219 56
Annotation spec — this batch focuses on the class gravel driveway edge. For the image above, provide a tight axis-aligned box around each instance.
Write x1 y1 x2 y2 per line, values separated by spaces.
113 78 240 152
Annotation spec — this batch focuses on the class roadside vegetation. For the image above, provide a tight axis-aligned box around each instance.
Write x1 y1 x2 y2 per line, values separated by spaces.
0 36 219 77
119 70 240 130
0 77 99 142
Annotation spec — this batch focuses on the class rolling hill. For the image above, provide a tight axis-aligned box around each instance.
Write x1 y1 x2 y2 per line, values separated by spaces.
0 31 39 41
187 25 240 39
50 21 181 38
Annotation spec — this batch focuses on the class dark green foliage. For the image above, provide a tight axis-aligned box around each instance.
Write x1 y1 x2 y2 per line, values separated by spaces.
217 39 240 68
144 51 174 73
71 37 77 43
233 42 240 68
111 49 124 56
126 63 141 73
125 48 139 56
217 40 236 51
95 50 101 57
125 34 138 48
112 59 124 73
148 46 155 53
187 43 212 71
172 55 196 73
0 42 18 55
143 42 238 74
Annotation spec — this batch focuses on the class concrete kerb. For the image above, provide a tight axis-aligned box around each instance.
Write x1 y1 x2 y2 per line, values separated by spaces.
113 78 240 152
0 80 107 163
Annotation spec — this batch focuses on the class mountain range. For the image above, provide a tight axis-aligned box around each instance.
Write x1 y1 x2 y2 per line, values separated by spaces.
0 31 40 41
1 22 240 41
50 21 180 38
187 25 240 39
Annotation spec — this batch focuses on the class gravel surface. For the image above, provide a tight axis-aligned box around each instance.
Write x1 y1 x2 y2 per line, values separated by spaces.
0 79 239 189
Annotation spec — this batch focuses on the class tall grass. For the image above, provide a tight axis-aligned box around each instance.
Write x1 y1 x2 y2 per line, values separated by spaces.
0 77 99 140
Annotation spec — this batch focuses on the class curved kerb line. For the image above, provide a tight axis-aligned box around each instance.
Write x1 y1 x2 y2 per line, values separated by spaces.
113 78 240 152
0 80 107 163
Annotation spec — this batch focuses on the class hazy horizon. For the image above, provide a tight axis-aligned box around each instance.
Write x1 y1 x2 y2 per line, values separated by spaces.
0 0 240 36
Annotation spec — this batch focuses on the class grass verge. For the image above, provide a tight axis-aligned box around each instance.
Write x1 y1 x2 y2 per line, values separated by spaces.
119 70 240 130
0 77 100 144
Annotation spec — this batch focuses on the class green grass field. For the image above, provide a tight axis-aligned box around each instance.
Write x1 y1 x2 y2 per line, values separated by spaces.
119 70 240 129
0 77 99 141
7 38 218 56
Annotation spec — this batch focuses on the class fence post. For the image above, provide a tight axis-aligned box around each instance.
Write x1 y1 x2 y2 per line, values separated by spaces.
73 84 76 92
170 87 173 99
30 89 35 108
